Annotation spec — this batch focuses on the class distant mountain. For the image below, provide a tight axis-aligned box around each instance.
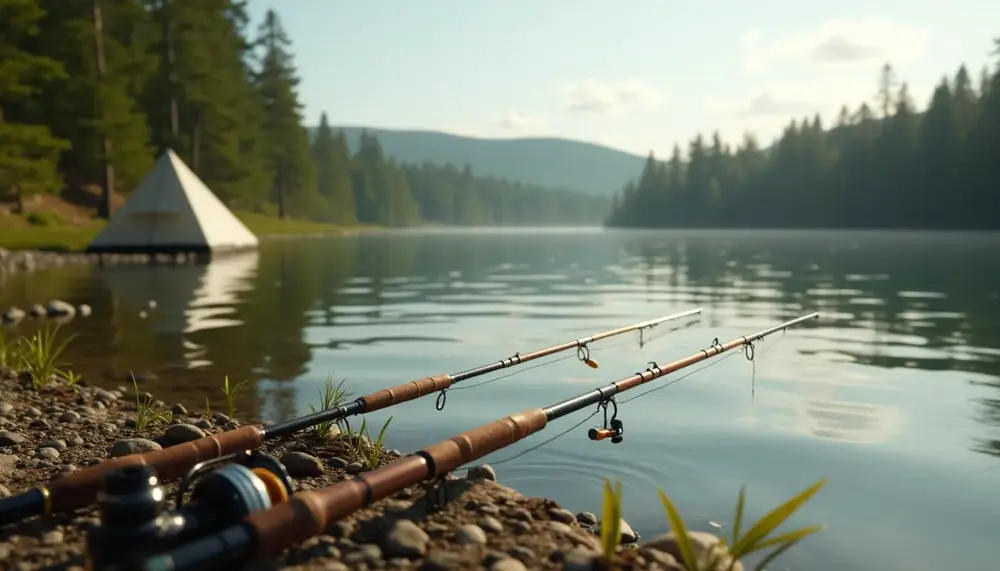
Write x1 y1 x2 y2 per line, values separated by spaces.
319 126 646 196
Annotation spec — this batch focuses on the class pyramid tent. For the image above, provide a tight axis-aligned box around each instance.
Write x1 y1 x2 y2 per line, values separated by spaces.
87 149 259 254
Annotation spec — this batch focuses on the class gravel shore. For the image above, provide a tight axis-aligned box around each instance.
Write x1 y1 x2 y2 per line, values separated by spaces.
0 368 736 571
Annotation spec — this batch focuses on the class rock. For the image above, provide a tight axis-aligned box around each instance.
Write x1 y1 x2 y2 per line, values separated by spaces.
194 418 212 430
164 423 206 443
383 519 430 558
170 403 188 415
75 406 97 417
328 456 348 469
46 299 76 317
548 507 576 524
280 451 325 477
1 306 25 324
640 547 684 570
211 412 230 425
509 520 531 533
39 439 67 452
507 545 535 563
420 552 463 571
28 418 49 430
563 548 598 571
59 410 81 423
0 454 18 478
0 402 11 416
109 438 162 458
642 531 742 571
468 464 497 481
489 558 528 571
78 304 93 317
29 304 46 318
478 516 504 534
93 388 117 403
42 530 64 545
455 524 488 545
506 507 533 522
0 430 27 446
594 517 638 543
478 503 500 515
70 435 84 447
0 484 10 497
544 521 573 536
345 461 363 474
576 511 598 526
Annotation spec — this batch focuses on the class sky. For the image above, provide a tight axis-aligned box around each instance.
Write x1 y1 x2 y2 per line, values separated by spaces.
244 0 999 157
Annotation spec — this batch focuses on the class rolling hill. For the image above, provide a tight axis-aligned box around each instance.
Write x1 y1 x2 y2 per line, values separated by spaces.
322 126 647 197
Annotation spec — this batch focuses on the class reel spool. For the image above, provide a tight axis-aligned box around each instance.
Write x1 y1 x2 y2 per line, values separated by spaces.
587 398 624 444
85 450 293 571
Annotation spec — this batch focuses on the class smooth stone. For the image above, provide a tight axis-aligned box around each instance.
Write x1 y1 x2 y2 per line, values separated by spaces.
2 307 26 323
78 304 92 317
576 511 598 526
478 516 504 534
46 299 76 317
563 548 598 571
0 430 27 446
59 410 81 423
345 461 364 474
594 517 637 543
170 403 188 415
640 547 684 569
547 507 576 524
30 304 47 317
29 418 50 429
42 530 64 545
420 552 463 571
328 456 348 469
455 524 488 545
507 545 535 563
0 484 10 497
0 454 18 478
383 519 430 558
109 438 162 458
0 403 12 416
39 439 67 452
544 521 573 535
164 423 206 443
280 451 325 477
489 558 528 571
194 418 212 430
93 388 117 402
642 531 743 571
467 464 497 481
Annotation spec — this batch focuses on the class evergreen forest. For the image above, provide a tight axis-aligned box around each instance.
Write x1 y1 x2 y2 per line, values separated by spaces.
606 54 1000 229
1 1 609 228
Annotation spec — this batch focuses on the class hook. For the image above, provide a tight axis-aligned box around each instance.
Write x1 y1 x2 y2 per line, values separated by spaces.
577 344 599 369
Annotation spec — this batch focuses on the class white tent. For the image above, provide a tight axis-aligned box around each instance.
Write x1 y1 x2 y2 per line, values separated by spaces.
87 149 259 254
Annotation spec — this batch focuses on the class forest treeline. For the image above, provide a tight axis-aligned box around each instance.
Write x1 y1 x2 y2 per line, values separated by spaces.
607 50 1000 229
1 1 608 227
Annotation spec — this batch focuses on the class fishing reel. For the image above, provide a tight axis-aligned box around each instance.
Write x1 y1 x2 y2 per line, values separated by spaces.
588 399 624 444
85 450 294 571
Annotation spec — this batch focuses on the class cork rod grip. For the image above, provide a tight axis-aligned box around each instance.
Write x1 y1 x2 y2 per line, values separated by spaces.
47 425 265 513
422 409 548 478
360 374 452 412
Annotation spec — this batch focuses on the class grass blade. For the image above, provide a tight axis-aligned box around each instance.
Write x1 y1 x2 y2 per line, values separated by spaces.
751 524 826 551
732 485 746 546
657 488 701 571
600 479 623 562
729 478 827 556
751 537 804 571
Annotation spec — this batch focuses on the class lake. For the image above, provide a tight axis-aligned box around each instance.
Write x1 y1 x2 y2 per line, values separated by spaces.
2 228 998 571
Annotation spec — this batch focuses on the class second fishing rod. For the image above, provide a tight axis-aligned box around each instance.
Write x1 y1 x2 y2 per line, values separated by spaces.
136 312 819 571
0 307 701 525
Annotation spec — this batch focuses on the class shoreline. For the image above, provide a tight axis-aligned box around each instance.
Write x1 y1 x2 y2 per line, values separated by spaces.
0 369 720 571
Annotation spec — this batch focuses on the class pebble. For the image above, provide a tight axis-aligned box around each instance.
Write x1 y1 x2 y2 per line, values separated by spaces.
455 523 488 545
420 552 463 571
29 418 50 429
468 463 497 481
507 545 535 563
478 516 504 534
170 403 188 415
344 461 363 474
0 454 17 478
280 451 325 477
59 410 81 423
46 299 76 317
576 511 598 526
478 503 500 515
78 304 92 317
93 388 117 403
328 456 348 469
109 438 162 457
506 507 533 522
39 439 67 452
0 402 12 416
509 520 531 533
24 406 41 417
100 423 118 434
164 423 206 443
70 435 84 447
642 531 743 571
36 447 60 460
75 406 97 417
2 307 26 323
0 430 27 446
547 507 576 524
194 418 213 430
211 412 230 425
0 484 9 497
42 530 64 545
489 558 528 571
383 519 430 558
594 517 637 543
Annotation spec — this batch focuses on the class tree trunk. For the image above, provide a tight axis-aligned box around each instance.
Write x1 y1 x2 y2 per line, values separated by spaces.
93 0 115 219
162 0 179 141
190 107 201 174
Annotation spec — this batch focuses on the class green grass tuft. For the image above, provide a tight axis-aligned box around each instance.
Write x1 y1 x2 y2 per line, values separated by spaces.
309 374 353 439
16 324 74 388
221 375 248 419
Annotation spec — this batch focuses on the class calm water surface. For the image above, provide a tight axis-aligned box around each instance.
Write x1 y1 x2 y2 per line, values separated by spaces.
3 228 999 571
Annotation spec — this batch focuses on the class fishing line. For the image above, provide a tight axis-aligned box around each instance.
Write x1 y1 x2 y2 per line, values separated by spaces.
454 328 786 472
443 318 691 395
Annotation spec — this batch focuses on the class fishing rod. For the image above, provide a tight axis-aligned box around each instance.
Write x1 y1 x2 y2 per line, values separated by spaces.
136 312 819 571
0 308 701 526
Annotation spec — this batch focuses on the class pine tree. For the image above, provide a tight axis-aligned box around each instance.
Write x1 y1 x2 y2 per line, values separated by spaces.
311 114 356 223
0 0 70 212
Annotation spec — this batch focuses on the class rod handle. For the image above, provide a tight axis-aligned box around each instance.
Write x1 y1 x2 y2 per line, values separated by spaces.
359 373 452 412
47 425 265 514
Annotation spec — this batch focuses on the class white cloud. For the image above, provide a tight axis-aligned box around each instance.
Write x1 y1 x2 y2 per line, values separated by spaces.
494 111 549 134
559 78 665 115
740 19 929 73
